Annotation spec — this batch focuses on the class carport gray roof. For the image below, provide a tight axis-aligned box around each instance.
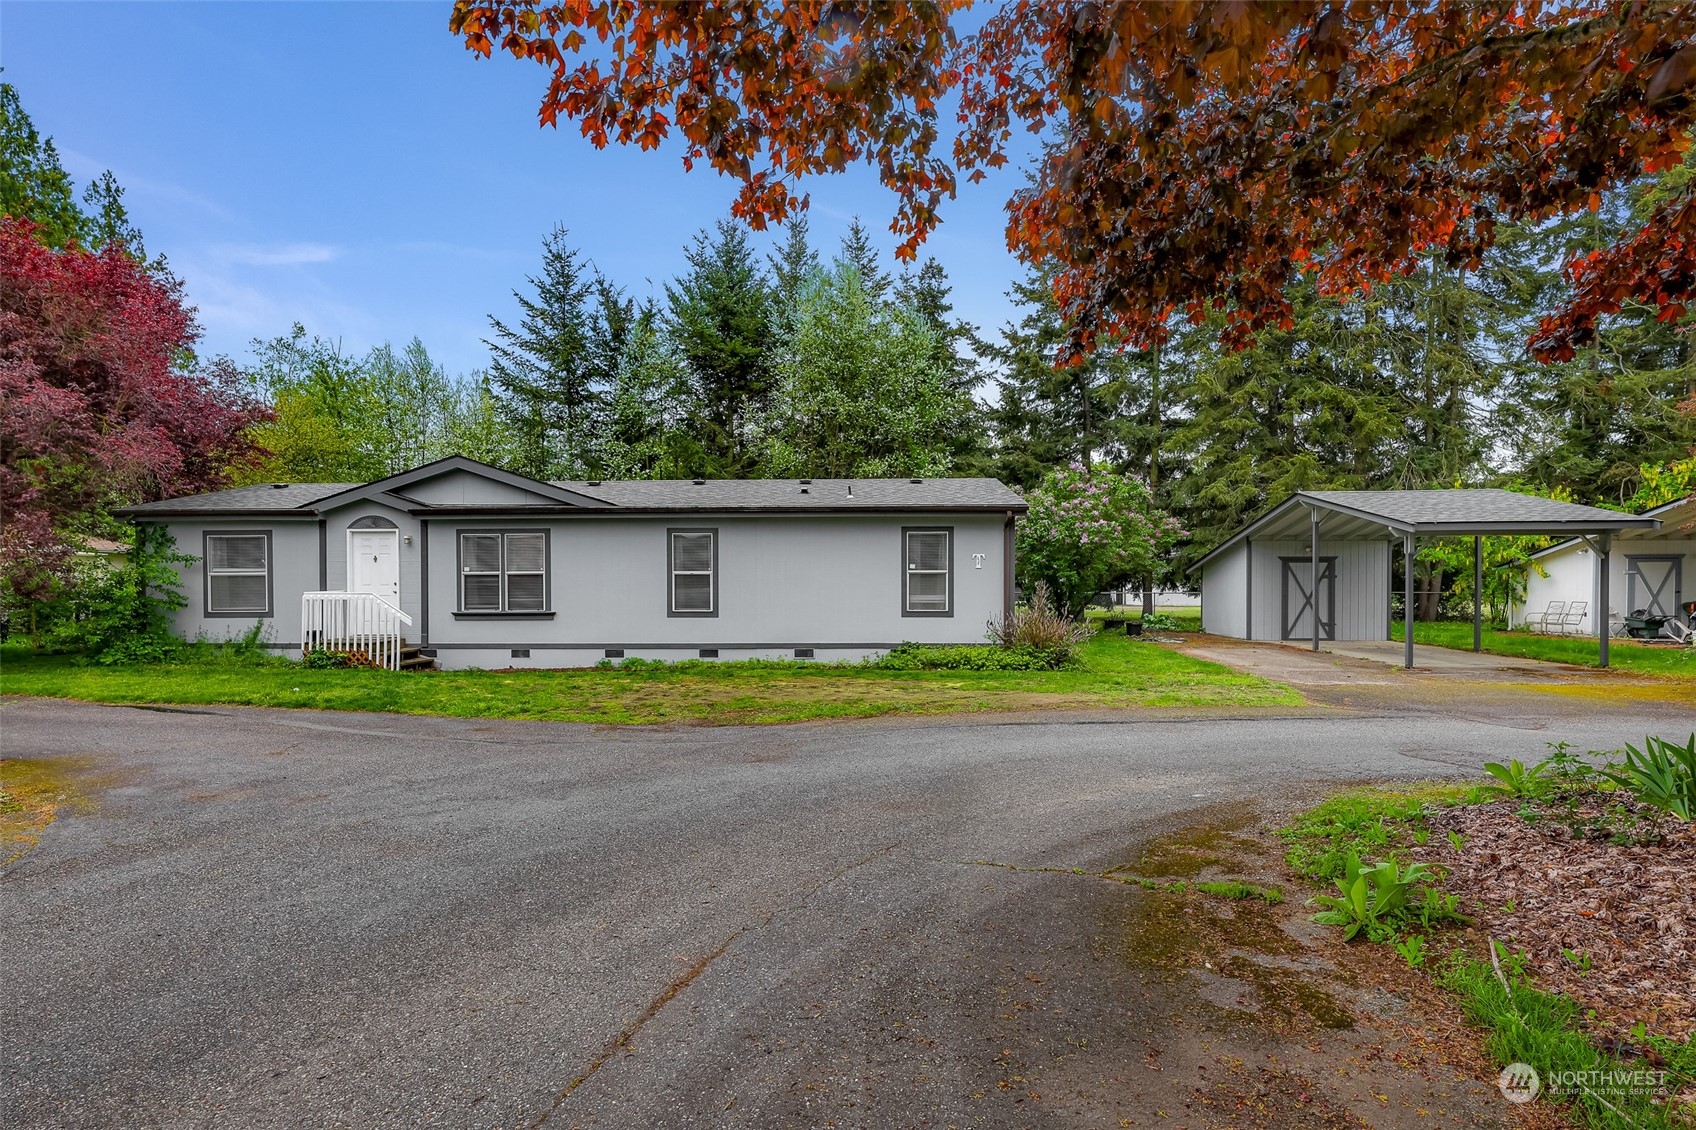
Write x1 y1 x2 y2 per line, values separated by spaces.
1192 489 1660 570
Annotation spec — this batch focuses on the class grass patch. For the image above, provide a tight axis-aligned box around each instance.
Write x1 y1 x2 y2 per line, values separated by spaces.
1116 874 1285 903
1436 949 1696 1129
1392 620 1696 678
1085 606 1202 632
1279 781 1475 882
0 630 1300 726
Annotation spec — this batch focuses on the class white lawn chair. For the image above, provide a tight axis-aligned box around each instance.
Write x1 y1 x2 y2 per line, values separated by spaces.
1665 618 1693 645
1524 600 1565 633
1558 601 1589 634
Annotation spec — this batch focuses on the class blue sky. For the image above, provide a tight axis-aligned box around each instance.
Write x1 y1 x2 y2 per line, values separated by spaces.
5 1 1035 376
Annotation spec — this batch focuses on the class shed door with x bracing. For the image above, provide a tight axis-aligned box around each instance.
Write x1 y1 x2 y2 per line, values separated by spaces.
1627 555 1683 619
1280 557 1337 641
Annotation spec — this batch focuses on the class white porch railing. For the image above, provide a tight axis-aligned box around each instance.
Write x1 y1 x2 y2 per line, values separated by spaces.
301 591 414 671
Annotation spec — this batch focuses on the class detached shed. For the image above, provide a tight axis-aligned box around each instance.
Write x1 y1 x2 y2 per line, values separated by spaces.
1192 490 1659 667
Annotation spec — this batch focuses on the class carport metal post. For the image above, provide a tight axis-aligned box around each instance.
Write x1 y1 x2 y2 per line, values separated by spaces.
1599 533 1611 669
1310 507 1322 652
1473 535 1483 652
1403 534 1415 669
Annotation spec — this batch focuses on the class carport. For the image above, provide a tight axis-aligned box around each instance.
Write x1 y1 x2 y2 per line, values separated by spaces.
1194 490 1660 668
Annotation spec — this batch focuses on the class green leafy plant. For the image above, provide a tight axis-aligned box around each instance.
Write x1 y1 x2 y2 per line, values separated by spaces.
1601 734 1696 822
1394 934 1429 968
1447 829 1466 853
1309 854 1438 942
1139 611 1186 632
1476 757 1553 800
1561 947 1593 972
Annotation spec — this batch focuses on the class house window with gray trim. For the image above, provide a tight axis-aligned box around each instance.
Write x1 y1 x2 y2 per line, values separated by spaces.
459 531 548 613
669 529 716 615
904 528 951 614
205 532 271 614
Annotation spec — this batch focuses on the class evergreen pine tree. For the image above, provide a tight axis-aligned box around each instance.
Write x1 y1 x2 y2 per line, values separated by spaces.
485 226 599 479
664 220 775 476
836 217 890 304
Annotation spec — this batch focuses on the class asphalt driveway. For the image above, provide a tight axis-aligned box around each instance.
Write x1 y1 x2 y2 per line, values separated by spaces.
3 694 1690 1128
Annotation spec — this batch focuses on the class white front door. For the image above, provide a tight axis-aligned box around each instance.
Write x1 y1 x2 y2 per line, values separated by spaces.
349 529 400 605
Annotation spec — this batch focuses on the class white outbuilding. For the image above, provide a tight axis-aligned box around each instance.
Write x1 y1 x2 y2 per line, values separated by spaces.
1511 493 1694 638
1192 490 1660 668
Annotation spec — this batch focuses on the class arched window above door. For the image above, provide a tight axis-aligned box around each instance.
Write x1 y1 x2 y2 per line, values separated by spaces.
349 515 399 530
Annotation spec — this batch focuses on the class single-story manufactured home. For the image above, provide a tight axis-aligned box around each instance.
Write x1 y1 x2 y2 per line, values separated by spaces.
1192 489 1660 667
1511 493 1694 637
117 456 1025 670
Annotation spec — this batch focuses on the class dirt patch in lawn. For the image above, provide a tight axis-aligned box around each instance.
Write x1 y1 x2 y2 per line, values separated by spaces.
1417 797 1696 1042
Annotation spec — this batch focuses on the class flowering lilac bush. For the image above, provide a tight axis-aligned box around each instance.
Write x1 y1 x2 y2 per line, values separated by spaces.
1015 464 1183 617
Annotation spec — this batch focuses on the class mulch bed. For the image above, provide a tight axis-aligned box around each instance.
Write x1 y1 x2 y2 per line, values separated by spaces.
1415 794 1696 1042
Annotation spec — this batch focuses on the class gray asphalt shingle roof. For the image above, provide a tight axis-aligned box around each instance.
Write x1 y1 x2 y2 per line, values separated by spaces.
124 483 354 513
1298 489 1637 526
121 476 1024 514
1193 487 1661 571
556 478 1024 511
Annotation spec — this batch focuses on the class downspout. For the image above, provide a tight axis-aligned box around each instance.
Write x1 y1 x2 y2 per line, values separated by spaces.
317 518 327 589
419 518 430 646
1003 511 1016 619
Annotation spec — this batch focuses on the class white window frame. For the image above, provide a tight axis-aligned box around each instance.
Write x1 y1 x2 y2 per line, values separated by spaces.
458 530 548 614
204 531 272 616
668 528 717 616
903 527 952 616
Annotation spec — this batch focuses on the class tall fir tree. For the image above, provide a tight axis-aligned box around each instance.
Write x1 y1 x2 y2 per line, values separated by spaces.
485 226 600 479
836 217 890 305
768 216 821 311
664 220 776 476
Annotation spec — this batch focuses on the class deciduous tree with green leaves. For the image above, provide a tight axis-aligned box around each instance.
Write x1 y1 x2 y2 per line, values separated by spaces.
1015 464 1181 618
762 262 967 479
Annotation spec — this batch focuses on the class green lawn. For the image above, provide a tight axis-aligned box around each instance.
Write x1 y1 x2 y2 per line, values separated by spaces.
0 631 1300 726
1084 606 1203 631
1392 620 1696 678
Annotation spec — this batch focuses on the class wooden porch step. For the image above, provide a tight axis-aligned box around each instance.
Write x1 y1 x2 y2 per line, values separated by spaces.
398 641 436 672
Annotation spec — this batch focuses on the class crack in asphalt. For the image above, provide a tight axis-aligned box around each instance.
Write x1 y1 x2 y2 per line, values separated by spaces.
530 930 743 1129
530 842 902 1127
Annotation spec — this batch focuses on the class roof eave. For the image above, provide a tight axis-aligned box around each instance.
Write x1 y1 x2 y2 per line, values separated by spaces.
404 503 1029 517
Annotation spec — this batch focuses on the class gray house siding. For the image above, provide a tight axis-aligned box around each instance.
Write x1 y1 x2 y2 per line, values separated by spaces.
322 500 424 626
424 513 1007 668
400 469 559 507
150 518 320 649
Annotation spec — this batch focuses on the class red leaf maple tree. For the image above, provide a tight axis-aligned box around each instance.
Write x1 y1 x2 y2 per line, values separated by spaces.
0 218 264 596
451 0 1696 361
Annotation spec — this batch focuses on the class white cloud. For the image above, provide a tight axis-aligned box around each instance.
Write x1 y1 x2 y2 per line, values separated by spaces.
215 242 342 267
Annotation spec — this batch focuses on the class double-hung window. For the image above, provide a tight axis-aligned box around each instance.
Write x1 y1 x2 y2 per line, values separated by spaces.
903 528 952 615
205 532 271 615
669 529 716 615
459 531 547 613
